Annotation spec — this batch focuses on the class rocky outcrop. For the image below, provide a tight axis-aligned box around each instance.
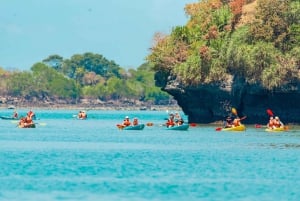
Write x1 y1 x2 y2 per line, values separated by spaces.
156 73 300 124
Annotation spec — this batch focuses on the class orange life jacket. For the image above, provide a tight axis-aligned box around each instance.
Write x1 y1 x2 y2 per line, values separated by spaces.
166 119 175 127
268 119 274 127
233 118 240 127
274 120 281 128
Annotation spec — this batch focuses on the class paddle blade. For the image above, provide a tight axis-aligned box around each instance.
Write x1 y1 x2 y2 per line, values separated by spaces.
255 124 262 128
116 124 125 129
146 122 154 126
231 108 237 116
190 123 197 127
215 127 222 131
266 109 274 116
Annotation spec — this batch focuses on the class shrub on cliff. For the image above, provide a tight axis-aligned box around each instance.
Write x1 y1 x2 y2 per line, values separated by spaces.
147 0 300 91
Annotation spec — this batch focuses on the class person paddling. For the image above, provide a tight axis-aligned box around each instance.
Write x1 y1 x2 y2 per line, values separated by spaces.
224 116 233 128
166 113 175 128
12 110 18 119
267 116 275 129
27 110 36 119
174 112 184 125
123 116 131 127
232 117 241 127
19 111 34 128
133 117 139 126
78 111 87 119
274 116 284 128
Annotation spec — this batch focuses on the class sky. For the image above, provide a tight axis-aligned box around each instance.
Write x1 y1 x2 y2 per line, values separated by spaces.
0 0 194 70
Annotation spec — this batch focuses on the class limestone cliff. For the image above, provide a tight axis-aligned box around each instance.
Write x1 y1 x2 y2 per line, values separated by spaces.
156 72 300 124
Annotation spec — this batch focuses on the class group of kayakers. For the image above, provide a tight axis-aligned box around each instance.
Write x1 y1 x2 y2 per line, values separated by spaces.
10 108 286 130
18 110 36 128
117 112 185 128
222 112 285 130
224 116 242 128
223 116 285 129
165 112 184 128
267 116 284 129
121 116 139 127
77 111 87 119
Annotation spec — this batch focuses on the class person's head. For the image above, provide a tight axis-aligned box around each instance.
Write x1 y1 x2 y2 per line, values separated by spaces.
226 117 231 121
134 117 137 121
270 116 273 120
275 116 279 120
125 116 129 119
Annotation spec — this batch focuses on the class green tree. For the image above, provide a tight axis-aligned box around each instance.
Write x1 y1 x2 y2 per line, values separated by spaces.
7 71 34 96
42 54 64 71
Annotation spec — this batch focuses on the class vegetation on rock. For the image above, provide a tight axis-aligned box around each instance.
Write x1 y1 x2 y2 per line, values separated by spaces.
147 0 300 91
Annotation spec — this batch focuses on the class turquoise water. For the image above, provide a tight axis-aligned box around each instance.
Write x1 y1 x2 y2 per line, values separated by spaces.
1 109 300 201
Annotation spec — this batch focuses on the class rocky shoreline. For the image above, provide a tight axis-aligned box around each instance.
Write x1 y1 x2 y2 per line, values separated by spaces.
0 96 181 111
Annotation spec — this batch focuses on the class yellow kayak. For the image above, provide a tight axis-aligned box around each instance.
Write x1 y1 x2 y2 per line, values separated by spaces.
222 124 246 131
265 127 285 132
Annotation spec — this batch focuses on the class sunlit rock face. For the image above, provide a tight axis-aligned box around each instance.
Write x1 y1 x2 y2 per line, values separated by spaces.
155 72 300 124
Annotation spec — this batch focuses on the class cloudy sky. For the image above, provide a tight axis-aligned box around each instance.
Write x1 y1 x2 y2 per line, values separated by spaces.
1 0 194 70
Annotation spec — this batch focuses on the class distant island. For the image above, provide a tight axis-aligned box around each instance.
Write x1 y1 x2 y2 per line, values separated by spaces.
0 53 174 111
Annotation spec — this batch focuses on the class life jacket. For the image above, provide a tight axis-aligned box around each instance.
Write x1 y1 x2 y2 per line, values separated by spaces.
268 119 274 127
27 111 35 118
81 112 87 119
166 119 175 127
19 118 25 126
233 118 240 127
25 116 33 124
274 120 281 128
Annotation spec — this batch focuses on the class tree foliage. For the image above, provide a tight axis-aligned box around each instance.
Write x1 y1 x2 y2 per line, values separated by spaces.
1 55 170 104
147 0 300 91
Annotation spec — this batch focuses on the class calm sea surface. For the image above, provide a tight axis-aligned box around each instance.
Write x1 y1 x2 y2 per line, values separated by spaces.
0 109 300 201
